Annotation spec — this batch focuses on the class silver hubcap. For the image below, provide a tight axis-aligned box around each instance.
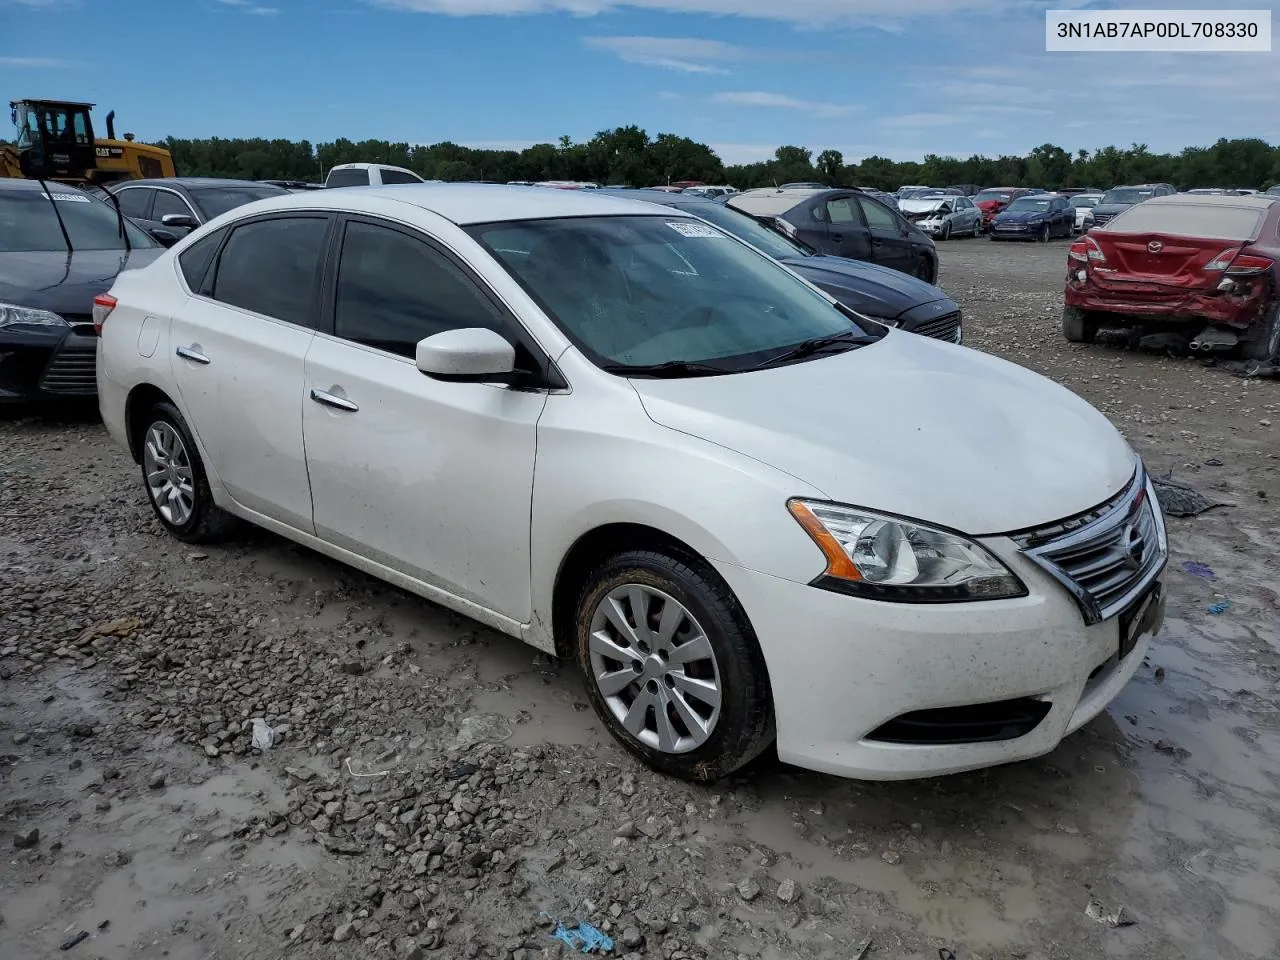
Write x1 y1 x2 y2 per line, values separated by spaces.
588 584 722 754
143 422 195 526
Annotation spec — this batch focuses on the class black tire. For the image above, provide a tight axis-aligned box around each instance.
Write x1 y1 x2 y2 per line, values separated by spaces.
972 219 982 238
1038 223 1051 243
138 401 239 544
573 549 774 782
1240 302 1280 361
1062 306 1098 344
939 221 951 241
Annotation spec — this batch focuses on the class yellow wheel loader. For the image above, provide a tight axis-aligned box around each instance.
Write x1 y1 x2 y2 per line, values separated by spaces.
1 99 176 186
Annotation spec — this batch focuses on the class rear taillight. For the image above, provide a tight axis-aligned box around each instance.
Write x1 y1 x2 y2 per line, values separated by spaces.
1068 236 1104 264
1204 248 1275 275
92 293 117 335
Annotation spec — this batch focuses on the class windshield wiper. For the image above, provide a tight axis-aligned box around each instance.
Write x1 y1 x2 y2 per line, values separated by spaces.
749 330 875 370
603 359 734 379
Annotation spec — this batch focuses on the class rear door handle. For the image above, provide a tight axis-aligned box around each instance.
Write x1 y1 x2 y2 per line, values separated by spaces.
830 233 844 242
176 345 210 365
310 387 359 413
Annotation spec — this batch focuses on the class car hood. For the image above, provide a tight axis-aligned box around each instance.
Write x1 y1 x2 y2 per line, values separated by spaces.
994 210 1048 223
898 199 951 215
0 248 163 317
779 255 947 320
630 331 1135 535
1092 203 1135 216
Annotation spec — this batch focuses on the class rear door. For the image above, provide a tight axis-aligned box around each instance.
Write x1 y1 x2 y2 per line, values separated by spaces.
784 199 832 253
822 194 872 261
855 194 915 273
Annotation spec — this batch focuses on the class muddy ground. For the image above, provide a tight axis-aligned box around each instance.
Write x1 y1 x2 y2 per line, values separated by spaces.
2 238 1278 960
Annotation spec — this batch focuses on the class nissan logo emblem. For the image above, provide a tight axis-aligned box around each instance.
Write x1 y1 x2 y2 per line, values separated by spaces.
1122 524 1145 570
1147 240 1163 254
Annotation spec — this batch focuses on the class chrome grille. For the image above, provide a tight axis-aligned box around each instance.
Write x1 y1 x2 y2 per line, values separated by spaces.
39 346 97 395
1092 212 1116 226
1014 471 1167 625
911 310 963 344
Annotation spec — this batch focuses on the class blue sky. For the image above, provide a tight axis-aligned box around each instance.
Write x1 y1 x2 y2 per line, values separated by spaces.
2 0 1276 164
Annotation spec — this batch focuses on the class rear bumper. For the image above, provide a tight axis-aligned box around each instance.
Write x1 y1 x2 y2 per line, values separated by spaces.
1064 281 1266 328
0 329 98 404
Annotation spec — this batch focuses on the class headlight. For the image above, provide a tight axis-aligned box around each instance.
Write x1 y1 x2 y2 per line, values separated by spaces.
0 303 70 330
788 499 1026 602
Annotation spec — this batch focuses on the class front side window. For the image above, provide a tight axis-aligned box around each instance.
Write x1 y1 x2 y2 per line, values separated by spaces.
468 215 883 373
152 190 194 221
211 217 328 326
188 184 287 220
0 187 157 252
334 221 505 358
856 196 899 231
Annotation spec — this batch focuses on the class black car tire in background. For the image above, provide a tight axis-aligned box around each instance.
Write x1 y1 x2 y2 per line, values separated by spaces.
1240 303 1280 362
1062 306 1099 344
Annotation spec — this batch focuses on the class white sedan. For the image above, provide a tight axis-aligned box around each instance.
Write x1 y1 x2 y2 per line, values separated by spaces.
95 185 1168 782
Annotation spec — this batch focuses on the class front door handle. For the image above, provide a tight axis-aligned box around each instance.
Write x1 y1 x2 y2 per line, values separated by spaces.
830 232 844 242
176 345 210 365
310 387 359 413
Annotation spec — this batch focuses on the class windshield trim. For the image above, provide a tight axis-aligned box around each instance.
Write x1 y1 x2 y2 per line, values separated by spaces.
464 214 884 377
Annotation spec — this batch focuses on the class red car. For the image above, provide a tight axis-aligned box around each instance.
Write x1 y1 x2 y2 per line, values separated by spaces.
1062 194 1280 361
973 186 1035 228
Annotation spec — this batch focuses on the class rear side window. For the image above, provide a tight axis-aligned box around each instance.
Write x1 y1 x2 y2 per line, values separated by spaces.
178 228 226 293
378 169 421 185
211 217 329 327
114 188 153 220
1104 203 1265 241
325 168 370 188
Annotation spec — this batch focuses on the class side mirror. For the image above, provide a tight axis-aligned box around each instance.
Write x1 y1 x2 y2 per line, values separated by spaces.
149 228 181 247
415 328 516 382
161 213 198 230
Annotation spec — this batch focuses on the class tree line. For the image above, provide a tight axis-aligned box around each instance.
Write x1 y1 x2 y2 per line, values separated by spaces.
156 127 1280 191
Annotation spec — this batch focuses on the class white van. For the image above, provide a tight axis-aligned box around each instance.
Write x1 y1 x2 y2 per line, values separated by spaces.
324 163 427 188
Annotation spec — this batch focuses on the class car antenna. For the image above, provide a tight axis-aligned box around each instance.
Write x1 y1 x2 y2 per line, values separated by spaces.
99 180 132 251
36 178 74 254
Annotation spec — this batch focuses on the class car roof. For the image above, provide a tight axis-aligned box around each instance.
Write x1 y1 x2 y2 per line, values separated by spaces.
329 162 416 172
597 188 713 207
208 183 685 226
729 188 827 216
112 177 281 190
1143 193 1277 210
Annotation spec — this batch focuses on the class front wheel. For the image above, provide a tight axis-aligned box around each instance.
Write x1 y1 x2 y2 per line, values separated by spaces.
139 401 238 543
573 550 774 781
1038 223 1051 243
913 255 935 283
939 221 951 241
972 219 982 238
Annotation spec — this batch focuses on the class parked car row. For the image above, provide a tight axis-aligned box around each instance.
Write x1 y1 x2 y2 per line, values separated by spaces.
87 182 1169 784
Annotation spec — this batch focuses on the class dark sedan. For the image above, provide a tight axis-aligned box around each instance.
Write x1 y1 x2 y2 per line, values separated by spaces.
600 189 962 343
101 177 289 244
0 179 162 403
727 187 938 283
989 194 1076 242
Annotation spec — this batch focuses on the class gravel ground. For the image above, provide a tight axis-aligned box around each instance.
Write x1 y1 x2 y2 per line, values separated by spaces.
3 237 1278 960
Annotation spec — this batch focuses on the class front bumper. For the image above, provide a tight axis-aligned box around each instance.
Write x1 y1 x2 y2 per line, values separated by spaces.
990 222 1042 241
0 327 98 403
895 299 963 344
712 539 1165 780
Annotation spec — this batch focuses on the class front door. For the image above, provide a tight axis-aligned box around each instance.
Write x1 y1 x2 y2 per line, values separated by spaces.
855 194 916 274
302 217 546 621
169 213 331 531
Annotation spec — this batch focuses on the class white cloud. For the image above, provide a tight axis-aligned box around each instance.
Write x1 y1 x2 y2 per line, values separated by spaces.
711 90 859 118
372 0 1047 26
0 55 73 67
217 0 279 14
584 35 748 73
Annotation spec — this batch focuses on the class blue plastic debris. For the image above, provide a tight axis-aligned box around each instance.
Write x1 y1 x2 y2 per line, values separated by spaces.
552 921 614 954
1208 599 1231 615
1181 561 1216 580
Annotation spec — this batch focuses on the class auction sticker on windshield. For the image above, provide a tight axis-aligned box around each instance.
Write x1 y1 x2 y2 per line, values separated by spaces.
666 221 724 238
40 192 91 203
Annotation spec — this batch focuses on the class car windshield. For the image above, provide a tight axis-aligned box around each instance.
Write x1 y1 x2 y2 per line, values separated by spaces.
1102 188 1155 205
188 184 288 219
974 190 1012 202
1071 196 1101 208
672 201 811 260
0 188 157 252
1103 202 1265 241
468 215 883 374
1006 198 1052 212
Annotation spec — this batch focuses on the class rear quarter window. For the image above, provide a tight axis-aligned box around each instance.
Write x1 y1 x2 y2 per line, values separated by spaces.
178 228 227 294
378 169 421 185
1104 204 1265 241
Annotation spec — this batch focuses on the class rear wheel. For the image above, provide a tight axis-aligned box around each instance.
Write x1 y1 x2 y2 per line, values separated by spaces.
573 549 774 782
1240 302 1280 362
139 401 238 543
1062 306 1098 344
